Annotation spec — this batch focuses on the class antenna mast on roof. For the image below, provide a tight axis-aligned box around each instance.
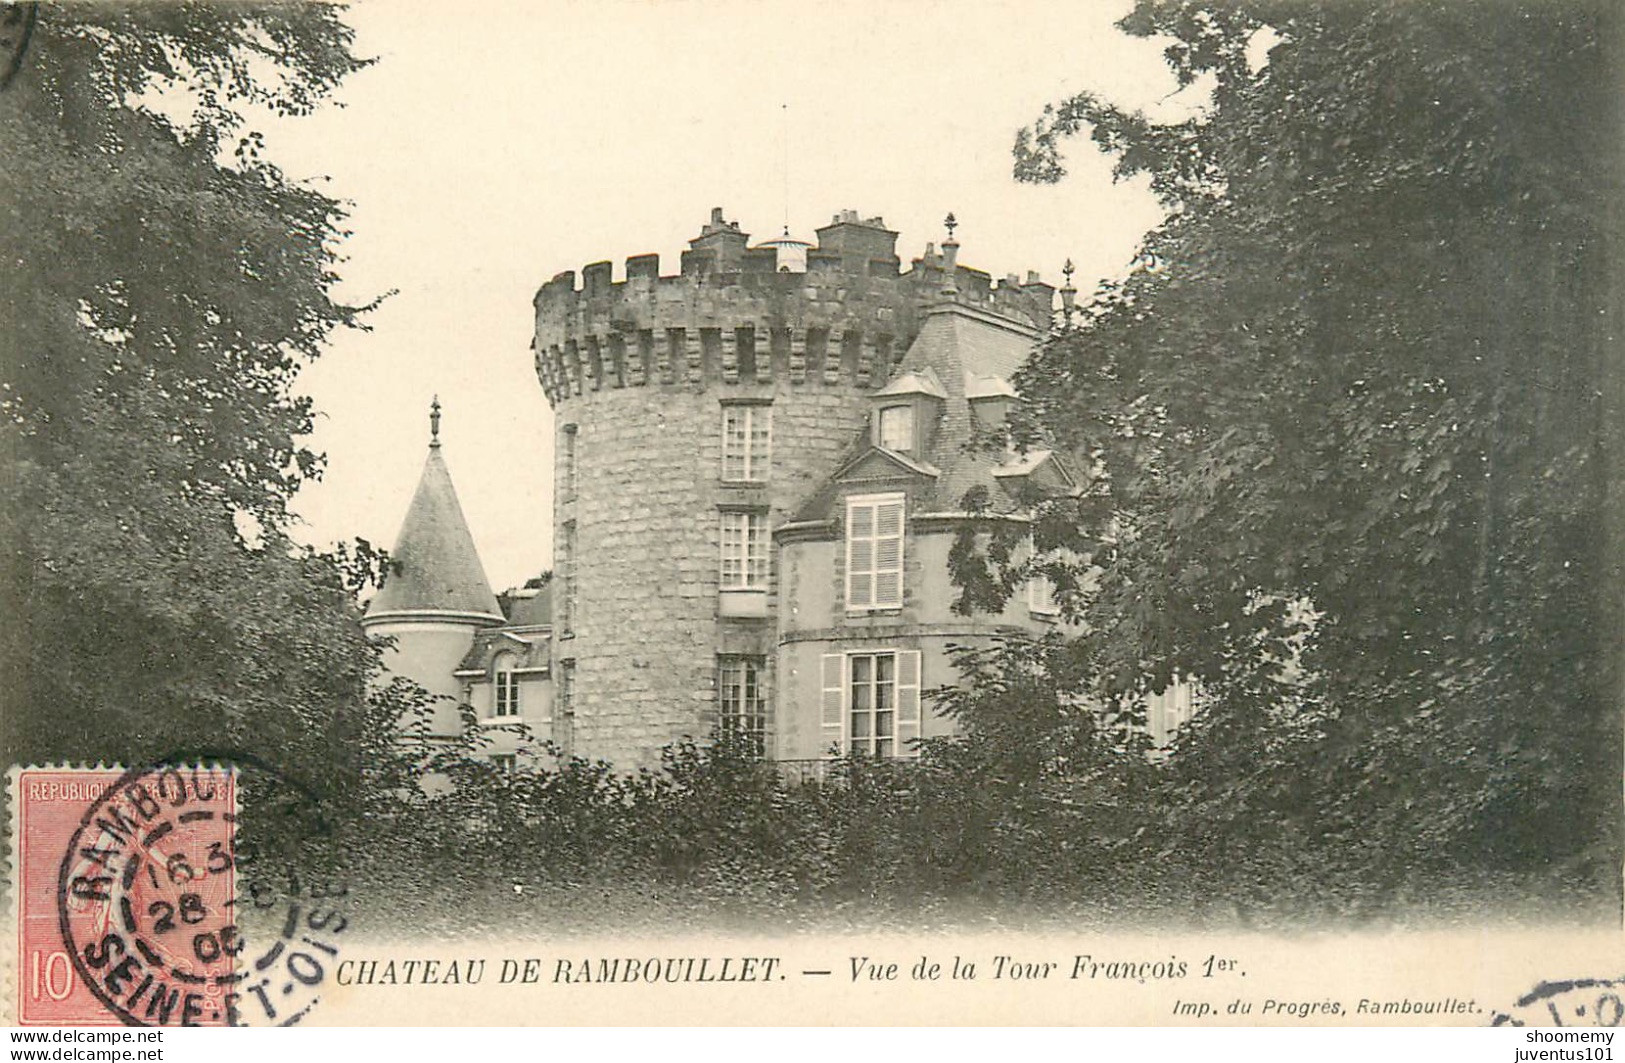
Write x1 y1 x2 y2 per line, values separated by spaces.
780 102 791 236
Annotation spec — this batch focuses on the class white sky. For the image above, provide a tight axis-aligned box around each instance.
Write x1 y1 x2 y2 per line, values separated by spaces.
277 0 1184 591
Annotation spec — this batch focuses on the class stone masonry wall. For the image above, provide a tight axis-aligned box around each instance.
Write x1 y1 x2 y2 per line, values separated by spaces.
552 377 873 769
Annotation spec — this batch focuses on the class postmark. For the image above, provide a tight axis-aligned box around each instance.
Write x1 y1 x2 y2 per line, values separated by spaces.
1491 976 1625 1028
54 765 238 1026
11 759 350 1027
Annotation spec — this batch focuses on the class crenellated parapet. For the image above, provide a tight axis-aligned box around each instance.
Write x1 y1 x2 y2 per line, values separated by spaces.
533 269 920 404
533 209 1058 407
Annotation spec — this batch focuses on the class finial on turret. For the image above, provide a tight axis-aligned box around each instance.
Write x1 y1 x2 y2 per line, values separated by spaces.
1060 258 1078 325
940 213 961 297
430 394 442 447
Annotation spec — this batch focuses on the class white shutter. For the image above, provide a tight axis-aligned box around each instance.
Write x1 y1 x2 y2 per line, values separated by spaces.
820 653 845 757
845 501 874 608
875 499 903 537
895 650 922 756
875 499 904 606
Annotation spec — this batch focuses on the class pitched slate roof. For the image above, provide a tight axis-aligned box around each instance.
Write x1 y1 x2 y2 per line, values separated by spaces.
875 367 948 399
499 583 553 627
456 623 551 676
897 303 1039 511
793 300 1068 522
459 586 551 676
365 443 503 622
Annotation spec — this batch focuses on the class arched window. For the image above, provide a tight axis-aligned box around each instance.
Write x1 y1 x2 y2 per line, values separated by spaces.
493 653 521 718
878 404 914 453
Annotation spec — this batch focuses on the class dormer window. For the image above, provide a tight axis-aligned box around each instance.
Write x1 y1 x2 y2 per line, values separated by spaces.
966 373 1017 431
871 368 944 456
878 404 914 453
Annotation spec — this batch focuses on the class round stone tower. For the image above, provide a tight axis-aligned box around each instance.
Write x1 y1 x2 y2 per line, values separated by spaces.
533 208 1055 769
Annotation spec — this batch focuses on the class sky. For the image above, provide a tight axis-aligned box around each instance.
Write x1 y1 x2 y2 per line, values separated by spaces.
275 0 1186 591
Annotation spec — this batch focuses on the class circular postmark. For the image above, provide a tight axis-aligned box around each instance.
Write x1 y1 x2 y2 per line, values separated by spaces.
57 756 350 1027
1491 976 1625 1028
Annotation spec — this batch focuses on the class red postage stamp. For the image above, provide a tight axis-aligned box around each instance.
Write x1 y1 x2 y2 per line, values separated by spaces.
11 766 238 1026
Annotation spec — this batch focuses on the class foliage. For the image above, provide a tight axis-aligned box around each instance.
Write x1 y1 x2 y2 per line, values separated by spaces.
947 0 1625 900
333 706 1611 934
0 3 384 797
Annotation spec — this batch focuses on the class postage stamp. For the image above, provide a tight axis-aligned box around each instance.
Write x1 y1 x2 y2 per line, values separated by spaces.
8 762 349 1027
12 766 236 1025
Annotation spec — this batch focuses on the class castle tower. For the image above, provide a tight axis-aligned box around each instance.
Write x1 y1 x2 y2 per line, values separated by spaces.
534 209 1055 769
363 399 504 737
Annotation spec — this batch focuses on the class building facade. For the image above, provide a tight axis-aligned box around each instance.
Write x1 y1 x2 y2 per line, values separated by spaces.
366 209 1195 772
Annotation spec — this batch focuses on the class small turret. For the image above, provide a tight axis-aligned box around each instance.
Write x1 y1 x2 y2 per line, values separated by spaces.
364 401 502 737
753 227 813 273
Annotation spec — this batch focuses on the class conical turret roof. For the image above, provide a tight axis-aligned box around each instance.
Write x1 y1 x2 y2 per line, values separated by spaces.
365 408 503 624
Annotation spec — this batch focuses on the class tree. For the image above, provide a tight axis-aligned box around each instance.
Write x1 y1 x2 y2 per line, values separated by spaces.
965 1 1623 902
0 4 384 796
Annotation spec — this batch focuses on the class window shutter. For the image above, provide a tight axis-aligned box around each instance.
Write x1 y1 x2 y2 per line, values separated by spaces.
875 533 900 605
846 502 875 608
876 500 904 606
820 653 845 757
875 499 903 537
849 503 875 537
895 650 922 756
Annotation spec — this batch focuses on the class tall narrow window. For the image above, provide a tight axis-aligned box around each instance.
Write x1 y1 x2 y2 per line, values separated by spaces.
848 652 895 758
561 423 578 500
493 653 521 717
721 404 771 481
490 753 517 775
720 511 767 589
839 650 922 758
717 655 767 755
559 520 576 634
878 404 914 453
846 493 904 610
559 659 575 716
